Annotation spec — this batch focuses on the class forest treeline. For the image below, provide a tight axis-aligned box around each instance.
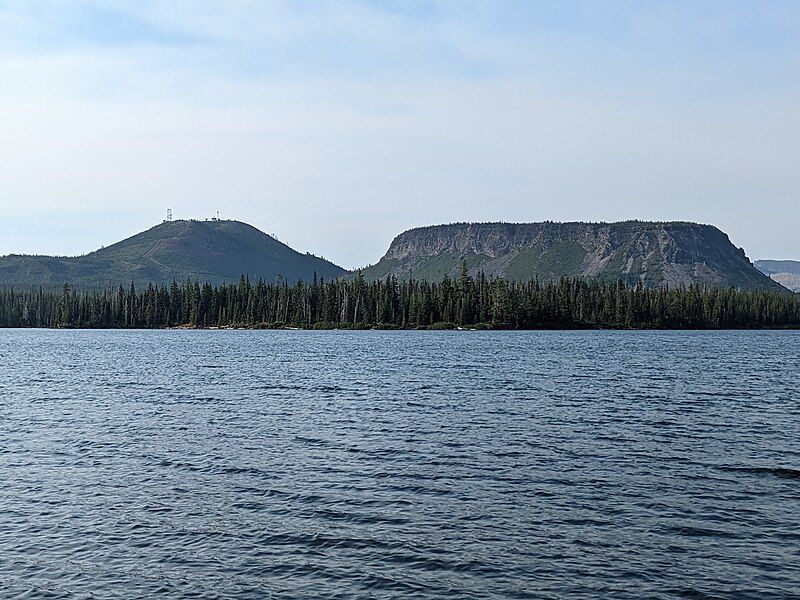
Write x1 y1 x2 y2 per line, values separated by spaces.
1 269 799 329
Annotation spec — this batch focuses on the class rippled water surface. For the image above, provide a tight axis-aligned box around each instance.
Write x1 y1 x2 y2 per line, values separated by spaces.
1 330 799 599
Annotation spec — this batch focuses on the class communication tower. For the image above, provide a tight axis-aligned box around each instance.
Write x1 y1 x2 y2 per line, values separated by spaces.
166 208 173 222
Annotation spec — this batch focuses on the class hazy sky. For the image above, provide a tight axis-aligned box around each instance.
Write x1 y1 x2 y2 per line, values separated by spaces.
1 1 798 267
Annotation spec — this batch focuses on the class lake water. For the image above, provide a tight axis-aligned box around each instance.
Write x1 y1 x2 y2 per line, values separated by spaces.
0 330 798 598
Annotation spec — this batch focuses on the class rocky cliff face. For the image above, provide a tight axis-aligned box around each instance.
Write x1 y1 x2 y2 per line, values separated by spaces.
362 221 784 290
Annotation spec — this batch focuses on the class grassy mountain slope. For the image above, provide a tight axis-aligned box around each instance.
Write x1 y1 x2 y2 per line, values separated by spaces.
0 220 346 289
361 221 785 291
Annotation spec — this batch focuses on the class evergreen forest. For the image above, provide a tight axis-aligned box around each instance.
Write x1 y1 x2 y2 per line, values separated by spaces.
1 269 799 330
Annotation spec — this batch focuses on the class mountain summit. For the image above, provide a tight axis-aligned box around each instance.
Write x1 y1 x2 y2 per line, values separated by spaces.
361 221 784 291
0 218 788 292
0 219 346 289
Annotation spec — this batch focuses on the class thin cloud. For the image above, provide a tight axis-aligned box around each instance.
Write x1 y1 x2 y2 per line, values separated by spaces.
0 1 797 267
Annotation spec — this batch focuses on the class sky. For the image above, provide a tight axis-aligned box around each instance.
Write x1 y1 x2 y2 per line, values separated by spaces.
0 1 798 268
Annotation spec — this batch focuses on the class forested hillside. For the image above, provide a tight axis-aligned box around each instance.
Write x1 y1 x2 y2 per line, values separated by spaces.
0 220 345 289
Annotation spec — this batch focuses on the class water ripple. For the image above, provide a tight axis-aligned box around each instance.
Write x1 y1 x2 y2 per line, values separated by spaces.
0 329 798 598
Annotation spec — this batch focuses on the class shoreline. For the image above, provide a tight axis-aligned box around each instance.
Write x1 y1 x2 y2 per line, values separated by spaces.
2 323 799 332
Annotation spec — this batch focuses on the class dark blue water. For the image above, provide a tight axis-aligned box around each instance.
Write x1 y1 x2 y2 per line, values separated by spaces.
0 330 798 599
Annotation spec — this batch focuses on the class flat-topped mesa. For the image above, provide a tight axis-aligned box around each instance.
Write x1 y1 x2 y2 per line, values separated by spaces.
364 221 784 291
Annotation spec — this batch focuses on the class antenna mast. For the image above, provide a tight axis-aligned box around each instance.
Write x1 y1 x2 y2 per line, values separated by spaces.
166 208 173 222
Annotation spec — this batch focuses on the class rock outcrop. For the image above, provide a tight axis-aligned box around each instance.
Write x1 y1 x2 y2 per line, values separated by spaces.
361 221 784 290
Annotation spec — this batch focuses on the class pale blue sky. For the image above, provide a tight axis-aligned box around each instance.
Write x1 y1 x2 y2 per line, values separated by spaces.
1 1 798 267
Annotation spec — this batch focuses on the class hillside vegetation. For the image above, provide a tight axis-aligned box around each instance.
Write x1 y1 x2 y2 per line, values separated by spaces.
0 218 790 293
0 220 345 289
361 221 784 291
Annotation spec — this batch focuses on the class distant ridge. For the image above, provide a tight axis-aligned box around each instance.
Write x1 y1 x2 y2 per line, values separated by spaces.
755 260 800 292
360 221 785 291
0 219 346 289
